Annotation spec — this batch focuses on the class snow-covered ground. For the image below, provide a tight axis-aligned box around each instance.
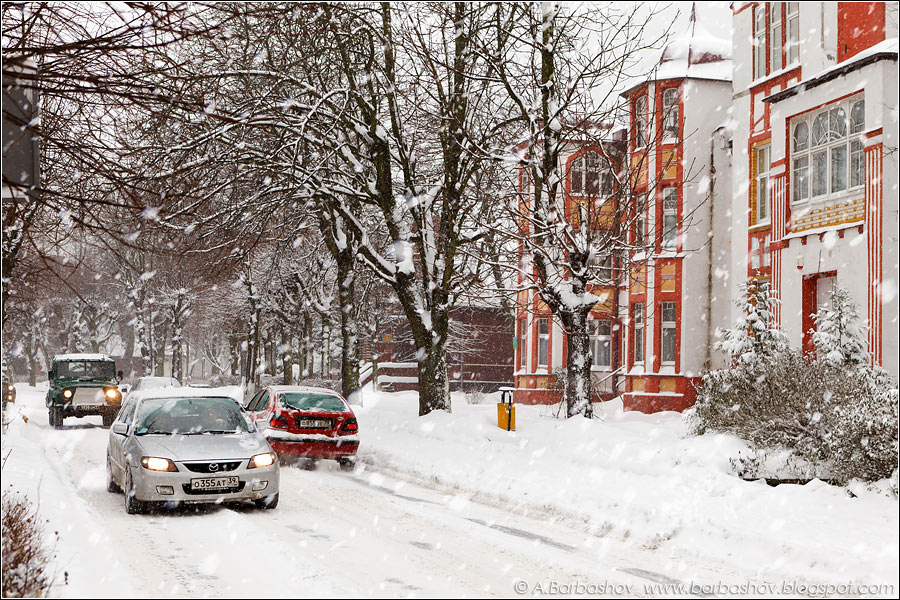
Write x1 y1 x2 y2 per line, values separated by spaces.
354 390 899 591
2 383 897 598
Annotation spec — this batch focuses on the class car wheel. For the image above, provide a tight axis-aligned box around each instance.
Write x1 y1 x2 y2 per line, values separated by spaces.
49 407 63 429
254 493 279 510
337 458 355 472
102 412 115 428
106 456 121 493
124 468 148 514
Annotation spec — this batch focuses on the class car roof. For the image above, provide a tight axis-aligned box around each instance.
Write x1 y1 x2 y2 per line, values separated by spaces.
128 387 237 402
53 353 113 362
267 385 343 396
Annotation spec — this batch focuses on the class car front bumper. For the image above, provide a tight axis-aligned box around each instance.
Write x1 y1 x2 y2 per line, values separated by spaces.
132 463 279 503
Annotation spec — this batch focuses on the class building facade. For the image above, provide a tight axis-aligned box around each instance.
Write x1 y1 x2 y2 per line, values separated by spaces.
731 1 898 379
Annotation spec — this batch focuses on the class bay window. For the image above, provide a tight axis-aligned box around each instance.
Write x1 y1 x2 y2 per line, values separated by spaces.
634 96 647 147
791 98 864 204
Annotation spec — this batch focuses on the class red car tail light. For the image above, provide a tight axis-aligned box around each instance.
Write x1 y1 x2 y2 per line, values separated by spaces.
269 414 288 429
339 417 358 435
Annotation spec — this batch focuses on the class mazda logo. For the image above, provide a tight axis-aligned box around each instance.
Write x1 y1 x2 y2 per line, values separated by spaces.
209 463 219 472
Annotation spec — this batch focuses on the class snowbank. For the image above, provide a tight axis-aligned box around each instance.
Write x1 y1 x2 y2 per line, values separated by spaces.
355 389 899 588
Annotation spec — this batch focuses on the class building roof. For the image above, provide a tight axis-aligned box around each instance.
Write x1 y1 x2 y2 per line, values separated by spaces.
764 37 898 104
622 5 732 97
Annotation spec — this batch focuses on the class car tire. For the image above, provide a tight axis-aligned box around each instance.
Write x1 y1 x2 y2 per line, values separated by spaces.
337 458 355 472
102 412 115 428
254 493 279 510
49 407 63 429
106 456 121 493
124 468 148 514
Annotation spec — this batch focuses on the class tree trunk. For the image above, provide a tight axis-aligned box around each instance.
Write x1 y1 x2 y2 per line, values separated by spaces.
417 341 450 416
562 310 594 418
281 329 292 385
336 254 361 402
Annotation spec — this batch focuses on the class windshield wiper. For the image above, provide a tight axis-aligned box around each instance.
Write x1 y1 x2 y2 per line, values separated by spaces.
135 429 173 436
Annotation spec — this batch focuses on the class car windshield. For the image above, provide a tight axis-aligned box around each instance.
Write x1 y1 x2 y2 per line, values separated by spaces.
56 361 115 380
279 392 346 412
134 397 251 435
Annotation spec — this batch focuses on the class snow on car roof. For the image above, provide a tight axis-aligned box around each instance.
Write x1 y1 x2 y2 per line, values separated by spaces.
53 353 114 362
127 385 244 404
267 385 342 396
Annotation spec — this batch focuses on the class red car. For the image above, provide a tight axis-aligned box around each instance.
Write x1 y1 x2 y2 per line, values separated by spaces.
244 386 358 468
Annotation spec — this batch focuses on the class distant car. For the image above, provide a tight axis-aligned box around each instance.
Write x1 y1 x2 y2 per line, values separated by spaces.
106 389 279 514
3 378 14 408
129 377 181 393
244 385 359 469
45 354 123 428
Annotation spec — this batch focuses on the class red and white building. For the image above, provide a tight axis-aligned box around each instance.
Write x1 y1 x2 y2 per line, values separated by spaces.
730 2 898 379
512 3 897 412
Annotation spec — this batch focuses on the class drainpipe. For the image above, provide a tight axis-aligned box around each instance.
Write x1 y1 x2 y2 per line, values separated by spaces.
703 130 720 372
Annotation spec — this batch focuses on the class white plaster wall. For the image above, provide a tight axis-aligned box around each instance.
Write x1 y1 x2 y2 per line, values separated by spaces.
681 79 734 376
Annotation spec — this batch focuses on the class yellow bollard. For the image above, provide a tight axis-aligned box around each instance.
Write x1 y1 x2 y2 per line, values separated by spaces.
497 387 515 431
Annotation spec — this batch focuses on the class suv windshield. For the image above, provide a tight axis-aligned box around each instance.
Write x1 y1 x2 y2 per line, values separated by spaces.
279 392 346 412
134 397 251 435
56 361 115 380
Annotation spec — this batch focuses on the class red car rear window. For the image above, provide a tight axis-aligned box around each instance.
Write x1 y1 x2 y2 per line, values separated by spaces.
279 392 346 412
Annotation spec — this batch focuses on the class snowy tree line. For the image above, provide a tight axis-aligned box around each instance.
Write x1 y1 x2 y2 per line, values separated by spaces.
3 2 678 415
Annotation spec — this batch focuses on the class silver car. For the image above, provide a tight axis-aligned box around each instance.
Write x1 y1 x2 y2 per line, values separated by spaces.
106 390 279 514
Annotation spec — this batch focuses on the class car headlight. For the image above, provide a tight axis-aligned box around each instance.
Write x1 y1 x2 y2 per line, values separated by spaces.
140 456 178 472
7 384 13 392
248 452 276 469
105 388 121 402
62 388 73 399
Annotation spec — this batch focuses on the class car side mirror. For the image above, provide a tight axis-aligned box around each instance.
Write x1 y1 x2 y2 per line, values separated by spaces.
116 370 124 381
112 422 129 436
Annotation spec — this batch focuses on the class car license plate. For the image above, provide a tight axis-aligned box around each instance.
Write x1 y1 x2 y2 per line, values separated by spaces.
190 476 239 490
297 419 328 428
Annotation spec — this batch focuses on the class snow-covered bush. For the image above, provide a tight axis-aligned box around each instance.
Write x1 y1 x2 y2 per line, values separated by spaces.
693 283 898 483
715 277 786 364
1 492 57 598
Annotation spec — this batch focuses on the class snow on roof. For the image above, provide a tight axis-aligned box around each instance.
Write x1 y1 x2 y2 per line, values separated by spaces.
52 353 113 362
764 37 898 104
622 6 732 96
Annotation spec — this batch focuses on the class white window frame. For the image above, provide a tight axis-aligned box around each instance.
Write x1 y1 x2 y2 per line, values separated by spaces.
662 88 679 140
786 2 799 65
634 96 648 148
770 2 783 73
633 303 644 364
660 301 677 365
756 144 770 224
537 317 549 369
662 188 678 249
589 319 612 369
753 5 767 80
518 318 528 371
790 97 865 206
570 152 613 197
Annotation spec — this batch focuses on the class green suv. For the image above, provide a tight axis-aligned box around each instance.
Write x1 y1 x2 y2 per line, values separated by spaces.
46 354 124 428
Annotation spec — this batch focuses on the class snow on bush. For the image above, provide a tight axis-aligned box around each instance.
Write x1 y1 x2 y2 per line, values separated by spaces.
1 491 58 598
692 282 899 484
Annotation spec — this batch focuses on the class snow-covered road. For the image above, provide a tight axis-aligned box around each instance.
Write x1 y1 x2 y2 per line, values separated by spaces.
2 385 785 598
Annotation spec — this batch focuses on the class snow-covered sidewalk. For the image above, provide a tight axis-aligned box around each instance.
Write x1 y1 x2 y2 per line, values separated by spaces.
354 389 899 589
